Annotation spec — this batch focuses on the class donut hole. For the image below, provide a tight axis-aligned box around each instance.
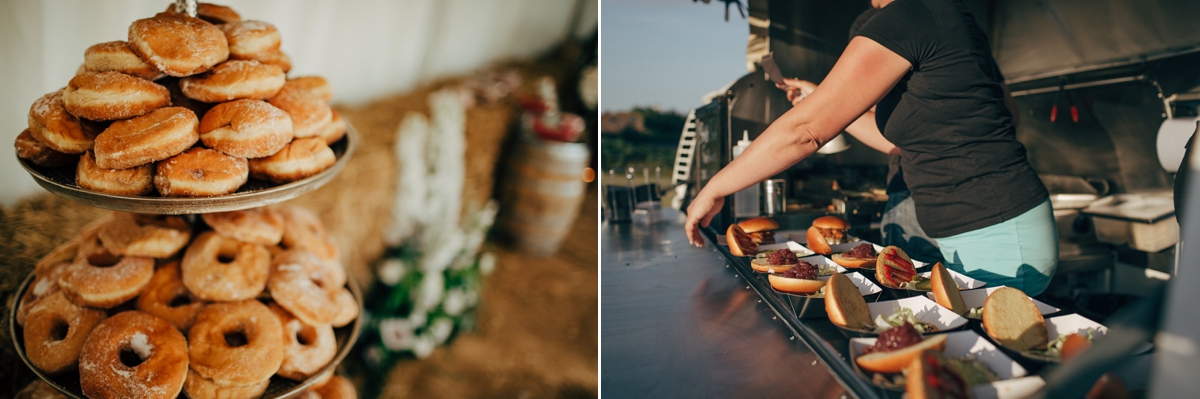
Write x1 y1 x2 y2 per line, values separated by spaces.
87 250 122 267
224 329 249 347
216 241 239 264
168 294 192 308
119 347 146 368
49 319 70 341
296 325 317 346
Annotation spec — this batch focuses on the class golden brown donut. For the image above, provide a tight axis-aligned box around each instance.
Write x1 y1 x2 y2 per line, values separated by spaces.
16 262 68 327
129 12 229 77
220 20 281 59
268 85 332 138
164 2 242 25
309 375 357 399
317 111 347 145
136 261 206 332
76 151 155 196
78 311 189 399
268 249 343 325
58 241 154 308
181 60 285 103
201 207 286 246
181 231 271 301
15 379 69 399
278 205 340 262
98 213 192 258
27 89 95 153
93 107 199 169
83 41 164 81
63 72 171 121
188 300 284 385
235 48 292 73
154 147 248 197
15 128 76 167
329 287 358 328
35 214 112 275
183 367 270 399
23 291 107 374
159 76 214 119
200 99 294 158
284 76 332 103
270 303 336 380
249 137 336 184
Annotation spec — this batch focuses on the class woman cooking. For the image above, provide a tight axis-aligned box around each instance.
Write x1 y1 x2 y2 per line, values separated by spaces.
683 0 1059 295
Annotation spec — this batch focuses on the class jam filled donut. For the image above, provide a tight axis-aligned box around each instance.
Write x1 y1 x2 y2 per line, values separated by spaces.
76 151 155 196
188 300 284 387
83 41 164 81
136 261 206 332
317 110 347 145
268 249 344 325
278 205 340 262
58 241 154 308
182 231 271 301
284 76 333 103
128 12 229 77
16 262 69 327
23 292 107 374
98 213 192 258
329 287 359 328
268 85 332 138
154 147 249 197
164 2 242 25
220 20 282 60
15 128 76 167
269 303 336 380
93 107 199 170
249 137 336 184
79 311 188 399
201 207 286 246
27 89 95 154
63 72 171 121
200 99 294 158
181 60 286 103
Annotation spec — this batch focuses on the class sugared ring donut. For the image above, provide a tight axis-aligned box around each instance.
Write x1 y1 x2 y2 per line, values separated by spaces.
268 249 344 325
188 300 284 385
318 111 347 145
15 128 76 167
17 262 69 327
309 375 357 399
219 20 281 59
93 107 199 170
27 89 95 154
136 261 206 332
269 303 336 380
79 311 188 399
63 72 171 121
268 85 332 138
58 243 154 308
164 3 242 25
23 291 107 374
98 213 192 258
284 76 333 103
278 205 340 262
128 12 229 77
330 287 358 328
249 137 336 184
200 99 294 158
83 41 164 81
181 60 285 103
154 147 249 197
200 207 285 246
181 231 271 301
76 151 155 196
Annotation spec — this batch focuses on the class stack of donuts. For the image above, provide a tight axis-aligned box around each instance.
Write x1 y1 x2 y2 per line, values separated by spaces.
14 2 345 198
17 204 359 399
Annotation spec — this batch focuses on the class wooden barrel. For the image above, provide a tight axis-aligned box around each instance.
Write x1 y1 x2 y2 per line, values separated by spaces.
495 130 590 257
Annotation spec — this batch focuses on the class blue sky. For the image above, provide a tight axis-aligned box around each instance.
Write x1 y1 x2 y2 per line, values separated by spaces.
602 0 750 113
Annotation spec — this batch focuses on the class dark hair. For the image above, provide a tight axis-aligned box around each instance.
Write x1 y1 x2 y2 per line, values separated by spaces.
849 8 880 40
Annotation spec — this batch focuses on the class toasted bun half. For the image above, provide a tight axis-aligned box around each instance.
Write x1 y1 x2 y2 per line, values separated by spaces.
982 287 1047 352
831 253 876 269
751 259 795 273
737 217 779 233
812 215 850 230
931 262 967 316
806 226 832 255
767 274 825 295
876 246 916 288
856 333 948 374
905 349 973 399
727 224 758 257
825 273 872 330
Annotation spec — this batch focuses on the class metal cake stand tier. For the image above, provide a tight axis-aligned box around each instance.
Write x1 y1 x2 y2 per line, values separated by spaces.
17 125 358 215
9 270 365 399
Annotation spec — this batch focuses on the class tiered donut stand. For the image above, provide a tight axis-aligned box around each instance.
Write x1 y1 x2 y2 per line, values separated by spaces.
8 1 363 398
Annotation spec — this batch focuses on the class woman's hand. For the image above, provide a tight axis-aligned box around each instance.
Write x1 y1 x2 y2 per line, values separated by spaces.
776 78 818 106
684 191 725 247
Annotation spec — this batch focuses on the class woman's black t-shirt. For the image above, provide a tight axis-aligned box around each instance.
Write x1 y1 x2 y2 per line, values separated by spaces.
855 0 1047 238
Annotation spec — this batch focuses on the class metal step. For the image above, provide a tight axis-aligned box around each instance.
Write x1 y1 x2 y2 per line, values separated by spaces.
672 109 698 185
